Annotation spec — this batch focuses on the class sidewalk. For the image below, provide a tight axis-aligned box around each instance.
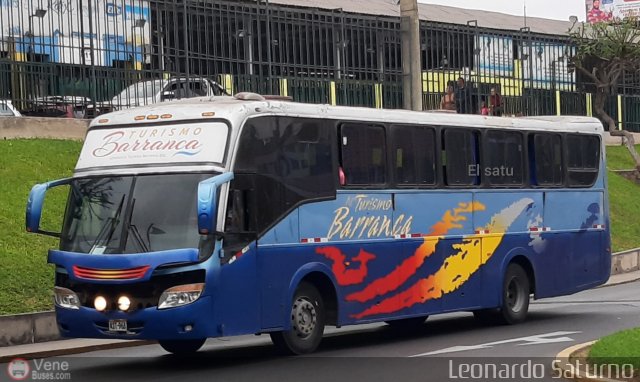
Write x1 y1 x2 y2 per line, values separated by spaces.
604 268 640 287
0 339 151 363
1 270 639 363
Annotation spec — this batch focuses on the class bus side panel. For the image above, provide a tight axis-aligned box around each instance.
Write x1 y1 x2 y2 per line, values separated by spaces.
216 247 261 336
393 192 474 316
473 192 542 310
544 191 607 295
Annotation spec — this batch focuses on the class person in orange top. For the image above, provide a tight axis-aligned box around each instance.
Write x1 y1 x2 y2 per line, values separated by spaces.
440 84 456 111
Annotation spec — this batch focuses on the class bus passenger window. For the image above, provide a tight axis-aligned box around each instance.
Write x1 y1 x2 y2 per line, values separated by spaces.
484 130 524 186
340 124 386 186
234 117 336 235
530 133 563 187
391 125 436 186
443 129 480 186
566 134 600 187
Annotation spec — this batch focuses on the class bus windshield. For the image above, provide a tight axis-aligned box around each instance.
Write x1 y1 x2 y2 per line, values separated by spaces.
60 173 214 254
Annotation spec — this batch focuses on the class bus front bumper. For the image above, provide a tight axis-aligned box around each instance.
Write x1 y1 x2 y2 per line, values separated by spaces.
55 296 217 341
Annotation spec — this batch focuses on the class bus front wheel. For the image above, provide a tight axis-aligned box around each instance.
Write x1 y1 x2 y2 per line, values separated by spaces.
270 281 325 355
159 338 206 355
474 263 530 325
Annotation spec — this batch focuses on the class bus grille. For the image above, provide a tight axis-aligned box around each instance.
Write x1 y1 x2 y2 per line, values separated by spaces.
73 265 150 280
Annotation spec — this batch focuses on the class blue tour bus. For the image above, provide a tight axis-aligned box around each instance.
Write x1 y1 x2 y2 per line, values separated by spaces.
26 94 610 355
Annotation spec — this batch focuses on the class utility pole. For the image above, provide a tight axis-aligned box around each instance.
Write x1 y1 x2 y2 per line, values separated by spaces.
400 0 422 111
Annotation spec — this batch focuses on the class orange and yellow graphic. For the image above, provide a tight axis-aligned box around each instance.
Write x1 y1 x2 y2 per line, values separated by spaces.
316 198 534 320
346 201 485 303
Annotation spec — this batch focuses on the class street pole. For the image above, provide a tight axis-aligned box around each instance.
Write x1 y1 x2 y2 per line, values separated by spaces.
400 0 422 111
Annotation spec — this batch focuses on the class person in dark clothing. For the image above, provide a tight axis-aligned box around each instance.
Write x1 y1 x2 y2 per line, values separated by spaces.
489 87 503 116
455 77 473 114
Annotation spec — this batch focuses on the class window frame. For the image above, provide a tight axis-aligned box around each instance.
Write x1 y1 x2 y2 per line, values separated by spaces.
442 127 482 188
338 122 389 189
564 133 601 189
481 129 526 188
389 124 438 189
528 132 565 188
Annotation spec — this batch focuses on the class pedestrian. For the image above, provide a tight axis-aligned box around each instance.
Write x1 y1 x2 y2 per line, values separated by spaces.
455 77 472 115
480 101 490 116
440 84 456 111
489 87 503 117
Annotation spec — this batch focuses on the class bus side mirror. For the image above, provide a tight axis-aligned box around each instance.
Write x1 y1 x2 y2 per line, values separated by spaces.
26 178 71 237
197 172 235 235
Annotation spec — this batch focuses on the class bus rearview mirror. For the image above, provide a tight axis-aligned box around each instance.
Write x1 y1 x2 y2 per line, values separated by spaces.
197 173 235 235
26 178 72 237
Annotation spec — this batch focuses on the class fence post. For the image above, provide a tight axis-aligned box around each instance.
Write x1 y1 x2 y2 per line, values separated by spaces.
329 81 337 106
220 74 234 95
586 93 593 117
618 94 624 130
279 78 288 97
374 83 383 109
9 40 27 110
556 90 561 116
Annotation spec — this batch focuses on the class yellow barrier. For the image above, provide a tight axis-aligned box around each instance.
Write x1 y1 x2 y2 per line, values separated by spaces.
279 78 289 97
374 84 383 109
330 81 337 106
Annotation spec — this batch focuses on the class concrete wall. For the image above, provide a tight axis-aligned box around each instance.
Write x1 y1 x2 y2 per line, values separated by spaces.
611 248 640 274
0 312 60 347
604 132 640 147
1 117 88 140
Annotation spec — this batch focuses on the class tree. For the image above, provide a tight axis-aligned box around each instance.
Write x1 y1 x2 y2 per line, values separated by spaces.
568 18 640 171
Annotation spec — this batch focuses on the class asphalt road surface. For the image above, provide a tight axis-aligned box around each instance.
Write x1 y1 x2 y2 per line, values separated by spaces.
3 281 640 382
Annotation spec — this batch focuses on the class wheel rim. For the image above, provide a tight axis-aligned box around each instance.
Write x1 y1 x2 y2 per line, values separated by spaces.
505 276 526 313
291 297 317 339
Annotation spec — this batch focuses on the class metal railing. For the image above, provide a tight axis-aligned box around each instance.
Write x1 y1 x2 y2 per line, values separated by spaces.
0 0 639 130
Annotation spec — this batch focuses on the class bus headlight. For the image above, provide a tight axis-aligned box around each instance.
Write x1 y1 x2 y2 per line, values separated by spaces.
118 296 131 312
94 296 107 312
158 283 205 310
54 287 80 310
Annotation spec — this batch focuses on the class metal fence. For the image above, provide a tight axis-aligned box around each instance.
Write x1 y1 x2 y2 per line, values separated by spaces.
1 0 639 130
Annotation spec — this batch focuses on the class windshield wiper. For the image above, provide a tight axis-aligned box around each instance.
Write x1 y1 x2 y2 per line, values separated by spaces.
123 198 151 253
89 195 126 254
128 224 150 253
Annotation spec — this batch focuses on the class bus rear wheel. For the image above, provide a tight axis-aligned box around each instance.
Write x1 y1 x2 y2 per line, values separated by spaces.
474 263 530 325
270 281 325 355
159 338 206 355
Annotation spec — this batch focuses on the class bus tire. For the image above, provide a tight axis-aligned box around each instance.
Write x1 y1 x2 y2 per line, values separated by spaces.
270 281 325 355
385 316 428 329
159 338 206 355
474 263 530 325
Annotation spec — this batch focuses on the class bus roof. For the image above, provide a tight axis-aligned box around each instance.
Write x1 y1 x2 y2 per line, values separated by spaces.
91 95 604 135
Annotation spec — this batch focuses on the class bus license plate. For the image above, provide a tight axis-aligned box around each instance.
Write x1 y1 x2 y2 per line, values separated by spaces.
109 319 128 332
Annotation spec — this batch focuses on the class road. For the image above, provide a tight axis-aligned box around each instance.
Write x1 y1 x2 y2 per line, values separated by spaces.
3 281 640 382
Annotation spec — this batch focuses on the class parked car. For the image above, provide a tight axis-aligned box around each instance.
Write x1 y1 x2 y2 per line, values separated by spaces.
0 100 22 117
20 96 92 118
111 77 229 110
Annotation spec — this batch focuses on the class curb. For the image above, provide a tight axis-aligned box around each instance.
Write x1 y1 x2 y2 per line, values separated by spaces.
0 340 153 363
554 341 626 382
